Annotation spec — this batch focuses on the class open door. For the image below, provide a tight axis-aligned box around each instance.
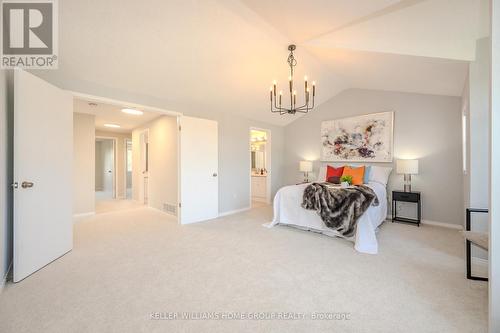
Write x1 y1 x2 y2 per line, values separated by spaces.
180 116 218 224
13 70 73 282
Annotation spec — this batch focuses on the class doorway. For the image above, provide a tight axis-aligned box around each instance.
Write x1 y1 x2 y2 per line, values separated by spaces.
95 137 116 201
125 138 132 199
249 128 271 207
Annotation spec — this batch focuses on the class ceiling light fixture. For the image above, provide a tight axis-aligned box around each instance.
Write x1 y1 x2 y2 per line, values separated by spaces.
104 124 121 128
121 108 143 115
270 44 316 115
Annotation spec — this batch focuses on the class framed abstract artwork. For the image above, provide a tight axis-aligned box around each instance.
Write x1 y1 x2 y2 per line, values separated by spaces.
321 111 394 162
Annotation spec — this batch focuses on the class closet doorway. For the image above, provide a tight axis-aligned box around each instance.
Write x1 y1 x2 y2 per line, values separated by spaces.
95 137 116 200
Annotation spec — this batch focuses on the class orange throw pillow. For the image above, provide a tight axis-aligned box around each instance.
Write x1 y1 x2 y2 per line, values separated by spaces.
342 166 365 185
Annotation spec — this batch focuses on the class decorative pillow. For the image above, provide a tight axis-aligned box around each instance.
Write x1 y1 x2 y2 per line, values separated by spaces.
326 165 344 181
342 166 365 185
363 166 372 184
327 176 341 184
369 166 393 186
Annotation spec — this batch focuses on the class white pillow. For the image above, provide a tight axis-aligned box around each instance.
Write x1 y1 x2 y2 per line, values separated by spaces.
317 165 327 182
369 166 393 186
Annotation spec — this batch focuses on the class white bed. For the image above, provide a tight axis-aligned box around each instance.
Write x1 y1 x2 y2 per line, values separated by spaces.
266 166 391 254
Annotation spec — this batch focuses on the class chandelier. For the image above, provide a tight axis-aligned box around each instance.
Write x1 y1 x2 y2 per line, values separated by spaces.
270 44 316 115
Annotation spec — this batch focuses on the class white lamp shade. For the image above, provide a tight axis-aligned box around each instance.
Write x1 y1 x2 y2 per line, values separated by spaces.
299 161 313 172
396 159 419 174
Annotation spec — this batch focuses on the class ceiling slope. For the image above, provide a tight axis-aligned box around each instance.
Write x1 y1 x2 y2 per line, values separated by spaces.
33 0 489 127
305 0 489 61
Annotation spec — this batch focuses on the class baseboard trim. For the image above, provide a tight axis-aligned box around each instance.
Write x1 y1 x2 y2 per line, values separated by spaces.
421 219 463 230
386 215 463 230
218 207 251 217
1 262 12 292
73 212 95 221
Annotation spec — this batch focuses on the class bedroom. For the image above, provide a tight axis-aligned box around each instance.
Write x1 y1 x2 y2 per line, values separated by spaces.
0 0 499 332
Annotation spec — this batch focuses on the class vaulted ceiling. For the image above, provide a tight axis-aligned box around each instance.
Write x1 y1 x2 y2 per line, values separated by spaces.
35 0 489 126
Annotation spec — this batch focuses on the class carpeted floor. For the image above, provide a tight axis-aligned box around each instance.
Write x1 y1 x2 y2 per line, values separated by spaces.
95 198 144 214
0 204 488 332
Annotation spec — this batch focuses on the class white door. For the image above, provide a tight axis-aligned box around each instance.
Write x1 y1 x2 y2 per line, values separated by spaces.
13 70 73 282
102 139 115 197
180 116 218 224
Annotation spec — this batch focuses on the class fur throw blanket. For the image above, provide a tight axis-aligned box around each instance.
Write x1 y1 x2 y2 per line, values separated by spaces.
302 183 379 237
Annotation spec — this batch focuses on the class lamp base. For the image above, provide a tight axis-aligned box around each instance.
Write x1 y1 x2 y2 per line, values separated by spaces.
303 172 309 183
403 174 412 192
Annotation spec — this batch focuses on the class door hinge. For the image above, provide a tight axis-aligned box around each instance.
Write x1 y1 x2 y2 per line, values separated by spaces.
179 125 181 131
179 203 181 208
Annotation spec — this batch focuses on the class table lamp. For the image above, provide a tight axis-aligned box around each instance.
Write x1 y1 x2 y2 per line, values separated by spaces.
396 159 419 192
299 161 313 183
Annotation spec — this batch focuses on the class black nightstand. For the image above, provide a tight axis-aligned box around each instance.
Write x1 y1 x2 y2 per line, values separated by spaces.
392 191 421 226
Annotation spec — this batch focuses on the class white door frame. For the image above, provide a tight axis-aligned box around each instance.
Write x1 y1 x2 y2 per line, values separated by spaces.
69 91 182 223
249 127 272 206
95 136 117 199
124 138 132 199
138 128 150 206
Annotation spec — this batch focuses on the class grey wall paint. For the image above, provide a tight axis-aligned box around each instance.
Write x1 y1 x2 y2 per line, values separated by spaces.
73 113 95 215
284 89 463 226
0 70 13 283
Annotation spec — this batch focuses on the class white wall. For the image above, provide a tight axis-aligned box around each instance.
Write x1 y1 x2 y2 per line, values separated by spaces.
73 113 95 215
0 70 13 286
463 38 491 260
468 38 491 209
24 75 287 215
132 116 178 211
283 88 463 226
489 0 500 329
95 131 131 199
184 110 285 214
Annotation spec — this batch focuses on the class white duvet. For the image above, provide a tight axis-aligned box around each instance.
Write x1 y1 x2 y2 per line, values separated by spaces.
266 182 388 254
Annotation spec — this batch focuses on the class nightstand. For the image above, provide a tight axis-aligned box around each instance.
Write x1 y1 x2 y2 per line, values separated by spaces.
392 190 421 226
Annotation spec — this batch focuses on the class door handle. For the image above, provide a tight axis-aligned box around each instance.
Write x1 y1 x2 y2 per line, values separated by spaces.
21 181 34 189
213 173 218 177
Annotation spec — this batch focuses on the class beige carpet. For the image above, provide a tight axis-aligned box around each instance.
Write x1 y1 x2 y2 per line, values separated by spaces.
95 199 144 214
0 204 488 332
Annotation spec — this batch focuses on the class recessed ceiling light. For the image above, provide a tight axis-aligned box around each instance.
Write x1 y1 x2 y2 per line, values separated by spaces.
104 124 120 128
121 108 143 115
